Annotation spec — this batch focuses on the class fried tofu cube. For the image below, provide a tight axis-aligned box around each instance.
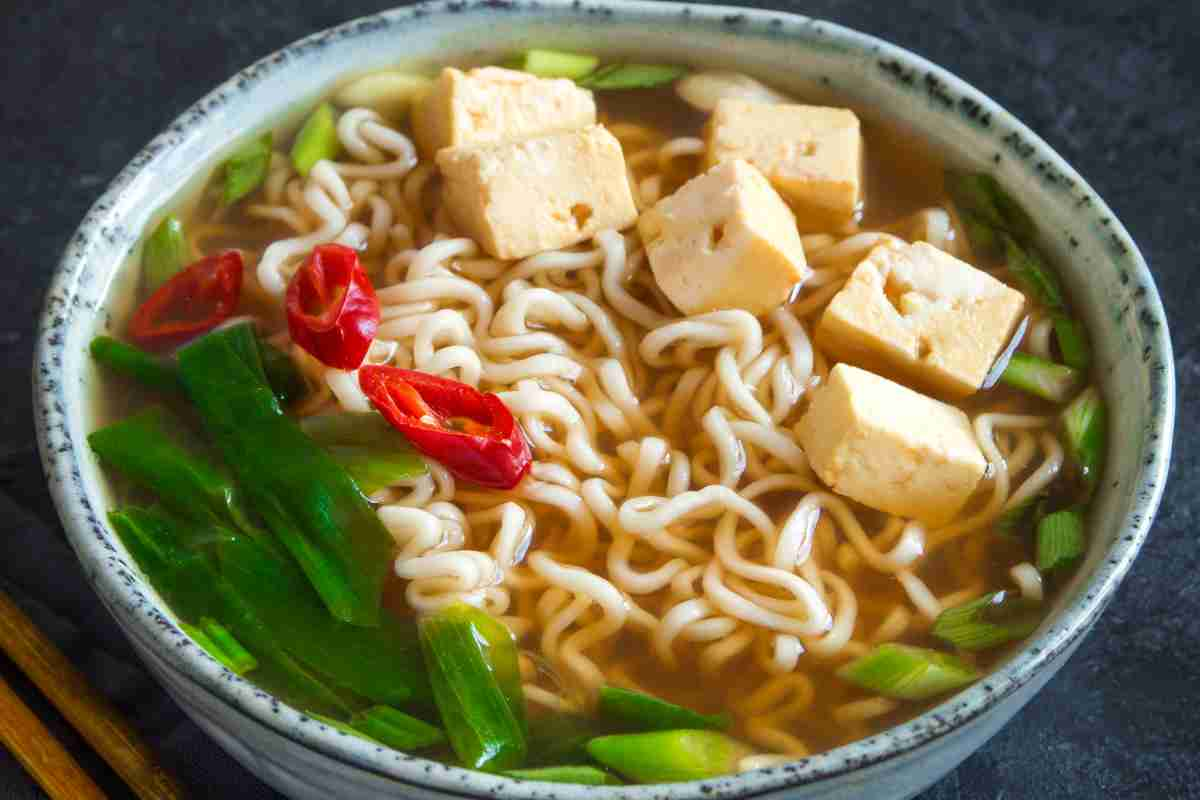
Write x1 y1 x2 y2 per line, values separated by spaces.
797 364 986 526
638 160 810 317
816 241 1026 398
412 67 596 158
706 100 863 230
437 124 638 260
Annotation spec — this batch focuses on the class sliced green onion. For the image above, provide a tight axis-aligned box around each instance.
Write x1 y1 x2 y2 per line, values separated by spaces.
505 766 620 785
994 496 1037 537
1000 352 1083 403
291 103 340 177
944 171 1036 245
299 413 427 495
196 617 258 674
309 712 374 741
350 706 445 751
524 713 610 767
1061 386 1107 498
509 49 599 80
418 604 526 771
1004 235 1065 310
89 336 181 394
836 643 979 700
258 339 306 407
222 132 273 205
142 214 188 291
586 730 750 783
333 71 433 120
1053 315 1092 371
579 64 687 90
932 591 1041 651
597 686 730 732
959 211 1001 256
1036 509 1086 573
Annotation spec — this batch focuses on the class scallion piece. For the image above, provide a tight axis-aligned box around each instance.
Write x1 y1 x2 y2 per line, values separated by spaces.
578 64 687 90
1000 352 1083 403
350 706 445 751
509 49 599 80
505 766 620 785
1004 235 1065 310
89 336 181 394
994 497 1037 536
291 103 340 177
418 604 526 771
185 617 258 675
586 730 750 783
944 171 1036 245
142 214 188 291
1061 386 1107 497
932 591 1041 651
597 686 730 732
836 643 979 700
299 413 427 495
222 132 273 205
1036 509 1086 573
258 339 306 407
1053 315 1092 371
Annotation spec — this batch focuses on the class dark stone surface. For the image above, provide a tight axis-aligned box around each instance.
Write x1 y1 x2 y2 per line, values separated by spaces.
2 0 1196 797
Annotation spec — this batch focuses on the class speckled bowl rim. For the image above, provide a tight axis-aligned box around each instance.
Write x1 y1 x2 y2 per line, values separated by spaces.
34 2 1174 798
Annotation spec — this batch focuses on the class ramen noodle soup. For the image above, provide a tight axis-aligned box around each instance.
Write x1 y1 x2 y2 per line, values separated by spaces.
87 54 1107 784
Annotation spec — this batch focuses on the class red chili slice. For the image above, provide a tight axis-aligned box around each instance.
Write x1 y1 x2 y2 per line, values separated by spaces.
286 244 380 370
358 366 532 490
128 250 243 350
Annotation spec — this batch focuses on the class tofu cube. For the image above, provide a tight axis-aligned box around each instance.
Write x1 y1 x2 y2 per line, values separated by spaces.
638 160 810 317
706 100 863 230
797 364 986 526
412 67 596 158
816 241 1026 398
437 125 638 260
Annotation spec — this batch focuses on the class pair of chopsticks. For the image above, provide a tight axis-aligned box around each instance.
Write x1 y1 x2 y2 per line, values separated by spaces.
0 586 186 798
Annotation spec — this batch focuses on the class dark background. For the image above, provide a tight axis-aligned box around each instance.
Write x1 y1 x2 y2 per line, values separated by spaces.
3 1 1197 797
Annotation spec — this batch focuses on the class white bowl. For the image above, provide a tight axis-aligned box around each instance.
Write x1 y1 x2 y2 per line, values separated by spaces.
34 3 1173 799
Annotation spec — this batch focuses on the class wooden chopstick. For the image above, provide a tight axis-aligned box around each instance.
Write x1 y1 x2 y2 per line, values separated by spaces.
0 587 187 799
0 672 108 799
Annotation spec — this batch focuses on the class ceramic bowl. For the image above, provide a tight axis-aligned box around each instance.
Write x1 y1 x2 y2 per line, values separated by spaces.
34 2 1173 799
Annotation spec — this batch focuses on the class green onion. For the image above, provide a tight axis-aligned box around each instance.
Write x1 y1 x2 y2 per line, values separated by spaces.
586 730 750 783
524 713 610 767
1000 352 1082 403
505 766 620 785
944 171 1036 247
418 603 527 771
1004 235 1065 311
182 618 258 675
1036 509 1086 573
597 686 730 732
578 64 687 90
89 336 181 394
836 643 980 700
299 413 427 495
258 340 306 406
509 49 599 80
142 214 188 291
222 132 273 205
1053 315 1092 371
994 496 1037 537
1061 386 1107 498
291 103 340 177
932 591 1041 651
350 706 445 751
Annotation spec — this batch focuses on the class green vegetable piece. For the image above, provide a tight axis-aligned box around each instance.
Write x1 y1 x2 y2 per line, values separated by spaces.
89 336 181 394
932 591 1041 651
1053 315 1092 371
222 132 273 205
511 49 599 80
836 643 980 700
418 603 526 771
944 171 1036 245
999 352 1082 403
300 413 426 495
586 730 751 783
505 766 621 785
1004 235 1065 310
89 407 258 536
182 618 258 675
291 103 340 177
258 340 307 406
524 713 610 767
579 64 687 90
177 323 395 626
994 497 1036 536
597 686 730 732
1036 509 1086 573
1061 386 1106 498
142 214 188 291
350 706 445 751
